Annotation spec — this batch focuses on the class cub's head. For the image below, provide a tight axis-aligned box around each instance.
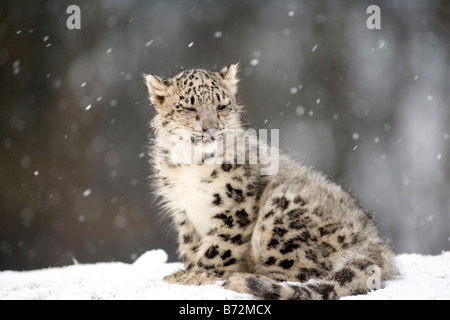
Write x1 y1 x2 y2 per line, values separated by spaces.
144 64 242 151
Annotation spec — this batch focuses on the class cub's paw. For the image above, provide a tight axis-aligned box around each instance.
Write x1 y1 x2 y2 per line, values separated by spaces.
224 272 253 294
165 269 224 286
164 269 187 283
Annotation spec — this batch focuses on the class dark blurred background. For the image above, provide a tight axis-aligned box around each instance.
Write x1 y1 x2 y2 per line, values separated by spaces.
1 0 449 271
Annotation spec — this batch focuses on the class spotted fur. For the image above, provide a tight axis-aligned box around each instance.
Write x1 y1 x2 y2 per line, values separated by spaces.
144 64 396 299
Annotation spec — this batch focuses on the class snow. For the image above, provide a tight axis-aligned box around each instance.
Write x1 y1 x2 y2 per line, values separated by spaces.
250 58 259 66
1 250 449 300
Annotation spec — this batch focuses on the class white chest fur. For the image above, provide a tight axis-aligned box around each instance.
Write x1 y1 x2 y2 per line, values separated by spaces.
162 164 223 237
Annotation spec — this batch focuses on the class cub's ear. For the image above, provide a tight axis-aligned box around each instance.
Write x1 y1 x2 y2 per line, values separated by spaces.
219 63 239 96
144 74 170 108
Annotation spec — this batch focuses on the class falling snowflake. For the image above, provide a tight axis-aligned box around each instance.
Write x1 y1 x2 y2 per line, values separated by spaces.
295 106 305 116
250 58 259 66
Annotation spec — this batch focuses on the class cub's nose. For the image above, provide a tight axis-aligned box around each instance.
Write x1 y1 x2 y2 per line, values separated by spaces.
203 128 218 136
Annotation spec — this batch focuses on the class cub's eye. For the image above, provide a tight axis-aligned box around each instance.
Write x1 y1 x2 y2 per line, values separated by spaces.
217 105 227 111
185 107 197 112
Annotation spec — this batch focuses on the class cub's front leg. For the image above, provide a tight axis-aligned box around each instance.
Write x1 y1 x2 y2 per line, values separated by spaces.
166 207 255 286
164 211 200 283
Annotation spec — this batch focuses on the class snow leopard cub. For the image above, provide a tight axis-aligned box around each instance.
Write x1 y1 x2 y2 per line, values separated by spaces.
144 64 395 300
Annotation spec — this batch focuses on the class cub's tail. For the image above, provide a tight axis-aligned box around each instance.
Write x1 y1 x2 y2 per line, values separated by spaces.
225 244 396 300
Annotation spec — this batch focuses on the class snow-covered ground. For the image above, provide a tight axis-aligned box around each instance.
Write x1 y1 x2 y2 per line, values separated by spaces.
1 249 449 300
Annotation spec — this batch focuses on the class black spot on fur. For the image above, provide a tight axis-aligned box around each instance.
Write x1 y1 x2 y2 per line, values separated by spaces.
245 183 255 196
202 263 216 270
273 226 287 237
273 197 289 211
319 223 339 237
221 163 232 172
231 234 243 245
190 96 195 105
223 258 236 267
286 208 307 220
274 217 283 225
293 195 306 206
265 257 276 265
289 284 312 299
221 250 231 260
246 278 281 300
210 169 218 178
289 216 312 230
226 184 244 203
219 234 230 242
305 249 318 263
319 227 329 237
156 95 165 104
299 230 310 242
235 209 250 228
289 221 304 230
297 268 321 282
214 269 225 276
296 273 307 282
267 238 279 249
319 242 336 257
212 193 222 206
280 242 300 254
183 235 192 244
352 258 373 271
264 211 275 219
213 213 233 228
307 283 336 300
205 245 219 259
312 207 324 217
279 259 295 270
333 268 355 286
